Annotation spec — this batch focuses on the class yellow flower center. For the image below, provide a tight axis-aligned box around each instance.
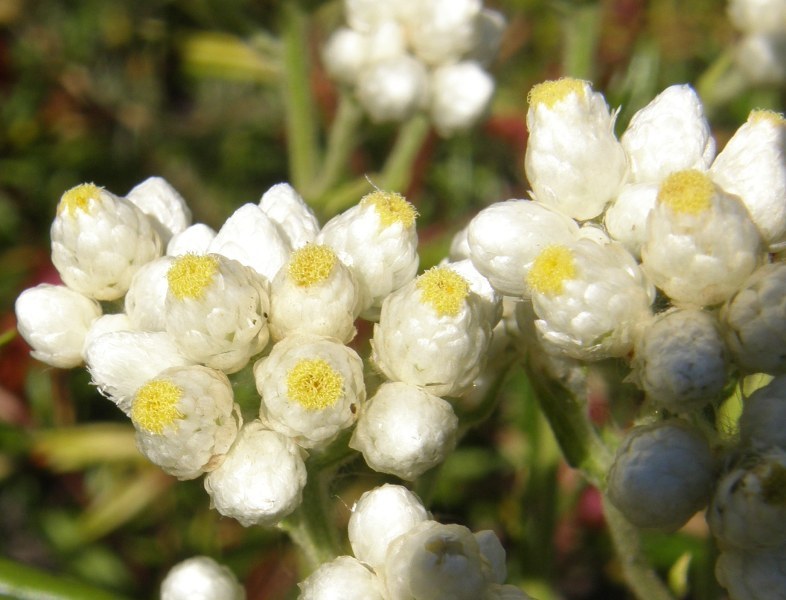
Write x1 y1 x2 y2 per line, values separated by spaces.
527 245 577 296
57 183 102 217
286 358 344 411
361 190 418 229
657 169 714 215
132 380 184 434
416 267 470 317
749 109 785 126
167 254 219 300
288 244 337 287
527 78 587 109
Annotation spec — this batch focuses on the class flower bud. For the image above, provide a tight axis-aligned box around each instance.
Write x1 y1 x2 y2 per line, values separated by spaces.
350 381 458 480
603 183 658 259
15 284 101 368
160 556 245 600
166 223 216 257
620 84 715 184
355 56 429 123
204 420 307 527
125 176 192 244
258 183 320 251
298 556 385 600
124 256 173 332
164 254 270 374
132 366 241 480
607 421 715 531
641 169 763 307
430 61 494 136
371 267 491 396
317 190 418 317
254 333 365 449
348 484 429 569
525 78 627 220
51 183 162 300
715 544 786 600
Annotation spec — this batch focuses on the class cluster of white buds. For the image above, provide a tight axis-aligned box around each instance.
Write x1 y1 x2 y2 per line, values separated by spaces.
17 175 494 528
298 484 534 599
322 0 506 135
462 77 785 599
727 0 786 84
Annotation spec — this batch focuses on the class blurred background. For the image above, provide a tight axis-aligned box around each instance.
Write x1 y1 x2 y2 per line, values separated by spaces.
0 0 782 598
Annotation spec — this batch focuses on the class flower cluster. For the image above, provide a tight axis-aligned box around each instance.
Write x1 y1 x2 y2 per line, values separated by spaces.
15 175 503 530
322 0 506 135
727 0 786 84
297 484 533 600
463 78 785 600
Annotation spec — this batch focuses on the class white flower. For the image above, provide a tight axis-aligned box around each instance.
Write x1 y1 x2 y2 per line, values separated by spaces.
254 333 365 449
525 78 628 221
268 244 363 343
711 110 786 248
641 169 763 307
82 313 132 354
204 420 307 527
371 267 491 396
343 0 398 32
715 543 786 600
166 223 216 257
131 366 241 480
208 203 290 281
708 449 786 549
721 262 786 374
317 190 419 317
51 183 162 300
402 0 482 66
84 330 193 415
15 284 101 369
258 183 320 251
733 33 786 84
429 61 494 136
160 556 245 600
349 381 458 480
620 84 715 184
355 55 430 123
467 199 580 297
603 182 659 259
124 256 173 332
728 0 786 35
448 224 471 261
383 520 492 600
607 420 715 531
323 27 370 85
164 254 270 374
466 9 507 66
631 308 729 412
348 484 430 569
298 556 385 600
125 176 192 244
527 239 654 360
739 376 786 450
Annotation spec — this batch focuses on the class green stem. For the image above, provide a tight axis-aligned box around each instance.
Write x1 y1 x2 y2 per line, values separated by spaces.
560 2 602 81
279 459 347 573
603 497 678 600
0 558 131 600
307 92 364 206
320 176 374 216
280 2 319 192
377 112 431 192
524 364 610 486
695 48 748 118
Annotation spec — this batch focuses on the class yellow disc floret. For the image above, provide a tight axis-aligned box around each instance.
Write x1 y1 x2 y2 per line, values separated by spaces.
527 245 577 296
416 267 470 317
527 78 587 108
132 379 184 434
57 183 102 217
361 190 418 229
288 244 337 287
167 254 219 300
286 358 344 411
749 109 785 126
657 169 714 215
